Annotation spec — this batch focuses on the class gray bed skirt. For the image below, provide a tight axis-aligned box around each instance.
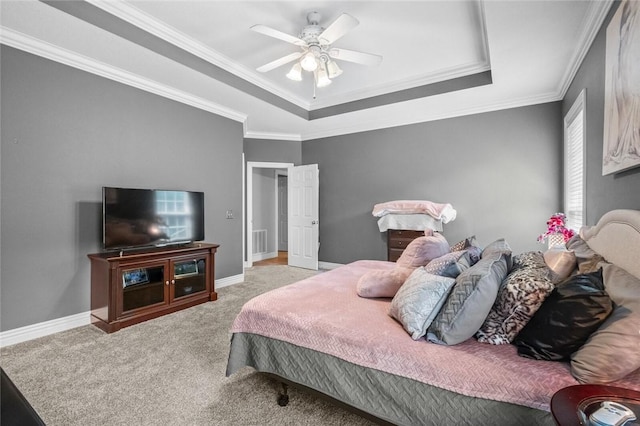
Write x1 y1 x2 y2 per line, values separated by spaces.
227 332 554 426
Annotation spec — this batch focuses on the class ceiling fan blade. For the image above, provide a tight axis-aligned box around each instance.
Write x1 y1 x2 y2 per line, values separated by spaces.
318 13 359 45
250 24 306 46
329 48 382 66
256 52 303 73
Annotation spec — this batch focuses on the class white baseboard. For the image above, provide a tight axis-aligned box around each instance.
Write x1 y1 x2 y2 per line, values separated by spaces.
0 311 91 348
251 251 277 262
0 273 247 347
215 273 244 288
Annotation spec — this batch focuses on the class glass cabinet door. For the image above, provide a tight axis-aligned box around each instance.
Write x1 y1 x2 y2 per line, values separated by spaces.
172 257 207 299
121 264 166 313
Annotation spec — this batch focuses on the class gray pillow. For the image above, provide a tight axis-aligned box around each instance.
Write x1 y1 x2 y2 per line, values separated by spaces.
388 268 456 340
481 238 512 258
427 251 510 345
439 248 480 279
571 263 640 383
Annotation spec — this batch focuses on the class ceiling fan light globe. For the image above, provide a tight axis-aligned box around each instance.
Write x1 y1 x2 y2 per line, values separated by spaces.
300 52 318 72
327 60 343 78
316 68 332 88
286 63 303 81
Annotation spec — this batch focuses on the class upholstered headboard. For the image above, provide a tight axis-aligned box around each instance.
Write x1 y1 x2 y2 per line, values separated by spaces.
581 209 640 279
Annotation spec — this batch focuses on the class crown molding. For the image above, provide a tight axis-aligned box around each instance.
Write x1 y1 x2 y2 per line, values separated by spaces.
87 0 312 110
301 91 561 141
243 129 302 142
556 0 613 98
0 27 247 124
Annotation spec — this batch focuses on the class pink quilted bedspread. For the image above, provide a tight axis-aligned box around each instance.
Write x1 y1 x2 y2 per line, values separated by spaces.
231 260 640 411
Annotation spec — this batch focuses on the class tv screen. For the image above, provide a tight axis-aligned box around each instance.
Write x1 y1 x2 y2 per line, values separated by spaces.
103 187 205 250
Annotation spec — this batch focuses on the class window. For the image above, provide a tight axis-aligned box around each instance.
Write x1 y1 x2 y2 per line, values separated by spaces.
155 191 192 240
564 90 586 231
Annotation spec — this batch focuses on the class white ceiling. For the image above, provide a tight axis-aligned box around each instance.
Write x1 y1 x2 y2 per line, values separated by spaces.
0 0 612 141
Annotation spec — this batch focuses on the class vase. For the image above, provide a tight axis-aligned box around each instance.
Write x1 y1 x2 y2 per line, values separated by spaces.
547 233 565 250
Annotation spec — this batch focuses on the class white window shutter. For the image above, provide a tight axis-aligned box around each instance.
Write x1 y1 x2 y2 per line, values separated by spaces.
564 90 586 231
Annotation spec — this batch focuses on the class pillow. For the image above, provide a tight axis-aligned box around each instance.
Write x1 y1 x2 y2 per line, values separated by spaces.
481 238 512 259
543 249 577 283
578 254 606 274
427 250 510 345
566 235 606 273
439 247 481 278
396 232 450 268
423 250 467 276
449 235 478 252
389 268 456 340
356 267 415 298
476 251 554 345
571 263 640 383
514 269 612 361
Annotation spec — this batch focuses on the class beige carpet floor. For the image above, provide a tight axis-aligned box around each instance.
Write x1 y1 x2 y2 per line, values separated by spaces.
0 265 376 426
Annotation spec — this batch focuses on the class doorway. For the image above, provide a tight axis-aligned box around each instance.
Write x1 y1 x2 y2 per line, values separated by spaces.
245 161 294 268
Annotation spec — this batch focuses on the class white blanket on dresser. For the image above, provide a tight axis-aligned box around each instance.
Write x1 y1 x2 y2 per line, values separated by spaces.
377 213 443 232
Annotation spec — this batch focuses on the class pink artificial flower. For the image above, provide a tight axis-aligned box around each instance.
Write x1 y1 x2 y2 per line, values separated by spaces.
537 212 575 243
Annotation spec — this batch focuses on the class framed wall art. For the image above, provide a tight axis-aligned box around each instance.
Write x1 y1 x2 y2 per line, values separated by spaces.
602 0 640 176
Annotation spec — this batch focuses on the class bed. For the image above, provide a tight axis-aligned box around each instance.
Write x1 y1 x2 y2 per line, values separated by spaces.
226 209 640 425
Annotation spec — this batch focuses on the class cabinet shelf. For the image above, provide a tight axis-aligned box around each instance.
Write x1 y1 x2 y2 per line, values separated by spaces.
88 243 219 333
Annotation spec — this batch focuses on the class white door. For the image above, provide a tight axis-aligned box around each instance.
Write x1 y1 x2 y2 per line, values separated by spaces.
278 175 288 251
288 164 319 270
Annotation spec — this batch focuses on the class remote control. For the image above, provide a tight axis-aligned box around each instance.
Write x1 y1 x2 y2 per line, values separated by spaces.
589 401 636 426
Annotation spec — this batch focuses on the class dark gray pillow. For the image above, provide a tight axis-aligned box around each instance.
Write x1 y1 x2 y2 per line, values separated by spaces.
427 250 510 345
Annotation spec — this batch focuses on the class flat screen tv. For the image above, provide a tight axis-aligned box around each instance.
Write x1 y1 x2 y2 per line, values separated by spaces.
103 187 205 250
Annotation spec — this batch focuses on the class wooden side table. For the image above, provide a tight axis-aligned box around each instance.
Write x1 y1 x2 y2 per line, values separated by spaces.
551 385 640 426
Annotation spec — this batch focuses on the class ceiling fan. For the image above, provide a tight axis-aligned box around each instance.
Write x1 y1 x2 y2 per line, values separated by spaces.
251 11 382 89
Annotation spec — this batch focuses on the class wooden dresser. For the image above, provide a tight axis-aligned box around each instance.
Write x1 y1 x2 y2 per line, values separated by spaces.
387 229 424 262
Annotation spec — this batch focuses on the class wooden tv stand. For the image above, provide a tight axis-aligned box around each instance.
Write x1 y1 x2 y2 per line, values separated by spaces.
88 243 219 333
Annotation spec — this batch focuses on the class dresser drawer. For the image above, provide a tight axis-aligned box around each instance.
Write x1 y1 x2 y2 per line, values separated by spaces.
387 230 425 262
388 248 405 262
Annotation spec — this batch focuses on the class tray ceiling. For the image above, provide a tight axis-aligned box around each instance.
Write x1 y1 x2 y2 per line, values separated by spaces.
0 0 612 140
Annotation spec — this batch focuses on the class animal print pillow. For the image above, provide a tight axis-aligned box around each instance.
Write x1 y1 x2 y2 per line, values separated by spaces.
476 251 554 345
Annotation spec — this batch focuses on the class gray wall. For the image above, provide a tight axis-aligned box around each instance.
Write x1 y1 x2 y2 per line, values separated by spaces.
302 103 563 264
243 139 301 165
0 46 244 331
562 1 640 224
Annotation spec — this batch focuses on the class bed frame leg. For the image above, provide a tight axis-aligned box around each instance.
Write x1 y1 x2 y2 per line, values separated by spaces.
277 382 289 407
